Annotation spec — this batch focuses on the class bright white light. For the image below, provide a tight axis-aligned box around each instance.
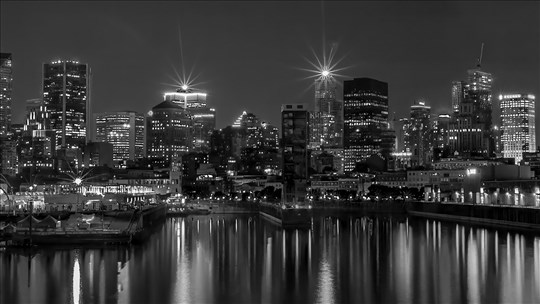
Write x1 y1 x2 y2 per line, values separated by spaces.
321 70 330 77
74 178 82 185
466 168 477 176
181 84 188 90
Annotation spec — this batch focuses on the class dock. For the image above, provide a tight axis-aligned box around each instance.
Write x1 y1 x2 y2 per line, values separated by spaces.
0 204 168 246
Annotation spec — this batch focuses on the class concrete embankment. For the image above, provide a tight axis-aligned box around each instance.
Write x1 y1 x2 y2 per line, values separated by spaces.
406 202 540 232
168 200 540 232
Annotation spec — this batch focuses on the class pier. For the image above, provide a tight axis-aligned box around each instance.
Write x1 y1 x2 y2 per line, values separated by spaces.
0 204 168 246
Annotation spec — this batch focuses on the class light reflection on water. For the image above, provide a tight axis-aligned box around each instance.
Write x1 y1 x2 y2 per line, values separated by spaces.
1 215 539 304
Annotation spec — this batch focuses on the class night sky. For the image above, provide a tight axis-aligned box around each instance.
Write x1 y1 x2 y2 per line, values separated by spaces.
2 1 539 133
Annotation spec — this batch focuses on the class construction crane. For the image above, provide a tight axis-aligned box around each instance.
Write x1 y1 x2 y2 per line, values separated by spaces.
477 42 484 68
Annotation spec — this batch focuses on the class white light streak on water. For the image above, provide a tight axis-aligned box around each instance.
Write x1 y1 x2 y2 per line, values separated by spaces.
534 237 540 301
315 257 335 304
261 237 273 303
173 218 191 304
72 255 81 304
466 230 480 303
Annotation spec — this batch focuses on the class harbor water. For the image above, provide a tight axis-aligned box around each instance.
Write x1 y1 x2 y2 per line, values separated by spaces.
1 214 539 304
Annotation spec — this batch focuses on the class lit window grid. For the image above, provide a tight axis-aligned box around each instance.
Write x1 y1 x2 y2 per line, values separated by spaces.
500 95 536 163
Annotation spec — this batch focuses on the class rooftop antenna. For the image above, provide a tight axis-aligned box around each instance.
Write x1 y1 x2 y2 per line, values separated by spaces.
477 42 484 68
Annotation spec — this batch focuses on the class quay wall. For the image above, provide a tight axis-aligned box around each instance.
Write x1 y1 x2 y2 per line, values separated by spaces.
405 202 540 231
406 202 540 225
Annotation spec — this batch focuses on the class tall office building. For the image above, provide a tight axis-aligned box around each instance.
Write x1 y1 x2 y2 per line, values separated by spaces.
147 100 193 168
24 98 49 133
432 113 452 161
95 111 145 165
449 64 494 158
396 118 410 153
282 104 309 204
405 100 432 167
343 77 389 172
451 81 466 113
0 53 12 137
500 94 536 163
309 112 335 149
19 98 55 171
43 60 90 150
0 53 15 175
164 88 215 151
313 80 342 147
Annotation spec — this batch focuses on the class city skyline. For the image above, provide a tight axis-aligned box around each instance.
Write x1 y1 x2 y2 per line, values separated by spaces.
1 1 539 134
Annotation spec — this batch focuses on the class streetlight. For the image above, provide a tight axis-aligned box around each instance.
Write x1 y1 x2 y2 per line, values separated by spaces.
74 177 82 212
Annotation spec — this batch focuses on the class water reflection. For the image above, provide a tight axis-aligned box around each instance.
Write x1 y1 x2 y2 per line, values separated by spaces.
1 215 539 304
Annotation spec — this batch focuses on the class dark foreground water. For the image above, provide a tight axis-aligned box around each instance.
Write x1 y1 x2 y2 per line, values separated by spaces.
1 215 539 304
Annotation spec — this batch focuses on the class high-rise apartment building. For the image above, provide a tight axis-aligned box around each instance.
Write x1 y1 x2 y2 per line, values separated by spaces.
282 104 309 204
43 60 90 150
343 77 389 172
95 111 145 165
500 94 536 163
147 100 193 168
0 53 12 137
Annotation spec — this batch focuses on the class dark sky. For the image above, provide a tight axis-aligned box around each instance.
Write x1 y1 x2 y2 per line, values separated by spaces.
2 1 539 132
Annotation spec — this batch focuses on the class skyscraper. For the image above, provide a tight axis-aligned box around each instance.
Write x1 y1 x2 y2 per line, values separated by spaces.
500 94 536 163
43 60 90 150
95 111 145 165
405 100 432 167
281 104 309 204
164 88 215 151
24 98 49 133
0 53 14 175
451 81 466 113
313 80 342 147
0 53 12 137
432 113 452 161
343 77 389 172
309 112 335 149
449 64 494 158
147 100 193 168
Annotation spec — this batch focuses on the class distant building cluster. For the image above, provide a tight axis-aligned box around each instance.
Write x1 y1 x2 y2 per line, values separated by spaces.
0 52 538 207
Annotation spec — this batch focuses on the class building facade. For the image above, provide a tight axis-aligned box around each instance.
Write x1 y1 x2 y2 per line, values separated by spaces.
343 78 389 172
0 53 12 137
147 100 193 168
281 104 309 204
405 100 432 167
43 60 90 150
449 65 494 158
95 111 145 165
313 79 342 148
500 94 536 163
164 88 215 152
